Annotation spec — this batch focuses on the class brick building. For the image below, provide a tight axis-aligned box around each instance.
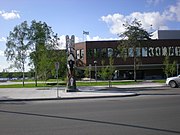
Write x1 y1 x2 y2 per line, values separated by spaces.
75 39 180 79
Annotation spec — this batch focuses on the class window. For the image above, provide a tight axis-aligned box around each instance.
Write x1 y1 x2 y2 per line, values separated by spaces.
175 47 180 56
162 47 168 56
76 50 80 59
80 49 84 59
142 47 148 57
114 48 120 58
95 48 101 57
128 48 133 57
136 47 141 57
101 48 107 58
122 48 128 57
108 48 113 57
169 47 175 56
94 48 98 58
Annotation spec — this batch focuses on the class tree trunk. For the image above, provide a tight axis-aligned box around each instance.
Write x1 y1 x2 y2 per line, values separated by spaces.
22 71 25 87
133 47 137 82
22 61 25 87
35 65 38 87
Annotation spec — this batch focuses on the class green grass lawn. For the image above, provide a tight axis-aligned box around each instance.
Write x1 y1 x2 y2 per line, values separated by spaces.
0 83 47 88
152 80 166 83
0 80 142 88
77 81 141 86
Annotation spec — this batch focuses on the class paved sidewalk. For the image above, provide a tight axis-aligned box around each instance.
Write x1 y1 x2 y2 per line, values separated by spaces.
0 82 165 101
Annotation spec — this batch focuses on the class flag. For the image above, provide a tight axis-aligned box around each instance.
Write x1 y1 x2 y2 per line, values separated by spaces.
83 31 89 35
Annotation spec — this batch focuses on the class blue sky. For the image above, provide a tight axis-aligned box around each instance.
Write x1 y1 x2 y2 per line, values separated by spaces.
0 0 180 71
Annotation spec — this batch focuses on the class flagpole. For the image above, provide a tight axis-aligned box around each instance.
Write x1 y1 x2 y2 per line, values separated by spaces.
83 31 89 42
83 31 84 42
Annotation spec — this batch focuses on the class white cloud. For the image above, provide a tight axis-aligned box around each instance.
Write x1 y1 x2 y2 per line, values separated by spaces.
101 13 126 35
0 60 13 72
101 12 167 35
167 0 180 21
0 10 20 20
86 35 119 41
0 37 6 42
0 50 4 56
0 64 7 72
101 1 180 35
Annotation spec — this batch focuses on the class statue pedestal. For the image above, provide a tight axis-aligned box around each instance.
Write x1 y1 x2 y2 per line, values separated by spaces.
66 87 79 92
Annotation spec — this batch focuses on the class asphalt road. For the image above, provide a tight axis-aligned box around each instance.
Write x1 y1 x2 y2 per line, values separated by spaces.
0 87 180 135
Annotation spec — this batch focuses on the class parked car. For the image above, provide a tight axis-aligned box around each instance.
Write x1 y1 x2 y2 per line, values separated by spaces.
166 75 180 88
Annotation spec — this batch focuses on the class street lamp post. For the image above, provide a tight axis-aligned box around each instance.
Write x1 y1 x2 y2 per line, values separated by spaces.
55 62 60 98
94 61 97 82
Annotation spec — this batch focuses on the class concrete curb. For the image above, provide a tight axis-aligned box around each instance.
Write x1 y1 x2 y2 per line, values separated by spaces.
0 93 139 102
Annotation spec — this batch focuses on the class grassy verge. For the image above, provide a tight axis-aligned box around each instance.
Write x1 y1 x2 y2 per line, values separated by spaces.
0 83 48 88
0 80 141 88
77 81 141 86
152 80 166 83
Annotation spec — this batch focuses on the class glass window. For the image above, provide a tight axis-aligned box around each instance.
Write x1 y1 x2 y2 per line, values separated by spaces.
175 47 180 56
122 48 128 57
128 48 133 57
94 48 98 58
80 49 84 59
142 47 148 57
76 50 80 59
114 48 120 58
108 48 113 57
96 48 101 57
162 47 167 56
101 48 107 58
136 47 141 57
169 47 175 56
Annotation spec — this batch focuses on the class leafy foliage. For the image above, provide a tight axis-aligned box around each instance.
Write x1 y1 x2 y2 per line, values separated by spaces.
5 21 30 86
5 20 67 86
99 56 115 80
163 55 177 77
118 19 151 81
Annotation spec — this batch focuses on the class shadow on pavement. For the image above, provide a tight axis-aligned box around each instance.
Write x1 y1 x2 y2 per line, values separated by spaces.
0 109 180 134
97 86 180 96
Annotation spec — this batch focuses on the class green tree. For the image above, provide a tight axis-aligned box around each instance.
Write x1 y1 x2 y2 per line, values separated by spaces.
107 56 115 87
99 56 115 85
108 56 115 79
163 55 177 78
5 21 30 86
84 66 90 78
5 20 65 86
50 50 67 80
28 20 58 86
118 19 151 81
170 61 177 77
99 60 108 80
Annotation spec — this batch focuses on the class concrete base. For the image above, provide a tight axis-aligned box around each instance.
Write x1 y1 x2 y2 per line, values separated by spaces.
65 87 79 92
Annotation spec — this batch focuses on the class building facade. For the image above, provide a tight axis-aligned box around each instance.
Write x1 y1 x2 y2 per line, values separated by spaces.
152 30 180 39
75 40 180 79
